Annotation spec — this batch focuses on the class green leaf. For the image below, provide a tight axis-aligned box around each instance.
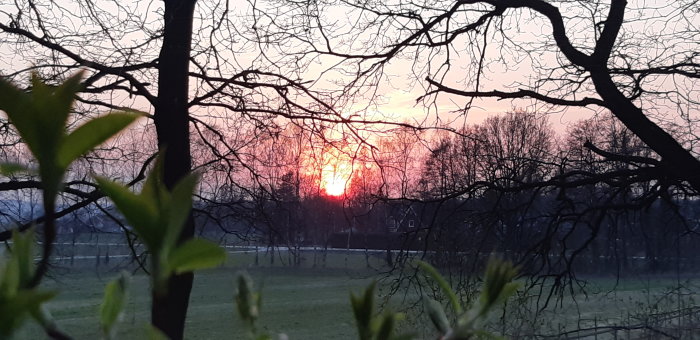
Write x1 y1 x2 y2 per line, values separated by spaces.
29 72 84 165
100 272 131 339
147 325 170 340
12 229 35 286
351 282 376 340
479 258 519 311
454 259 520 338
50 71 84 116
29 304 57 333
30 71 83 132
0 289 57 337
235 273 255 322
167 238 225 274
0 76 31 131
140 154 167 206
0 255 20 298
0 163 29 176
375 313 396 340
415 260 462 314
424 297 451 335
59 112 141 168
162 173 199 252
0 72 86 204
0 76 41 159
95 176 159 248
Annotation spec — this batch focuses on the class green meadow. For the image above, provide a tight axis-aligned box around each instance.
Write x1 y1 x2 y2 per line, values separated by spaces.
14 235 700 339
17 266 373 339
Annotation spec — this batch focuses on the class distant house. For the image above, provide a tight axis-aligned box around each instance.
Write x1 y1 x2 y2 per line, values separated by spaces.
384 201 420 233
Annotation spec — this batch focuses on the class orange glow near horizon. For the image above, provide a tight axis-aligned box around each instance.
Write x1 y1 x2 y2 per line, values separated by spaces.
320 162 352 197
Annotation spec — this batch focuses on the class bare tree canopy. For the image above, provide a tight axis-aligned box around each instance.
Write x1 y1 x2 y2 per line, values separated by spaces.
268 0 700 191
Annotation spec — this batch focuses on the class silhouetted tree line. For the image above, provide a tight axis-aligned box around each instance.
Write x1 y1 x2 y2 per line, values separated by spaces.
172 110 700 280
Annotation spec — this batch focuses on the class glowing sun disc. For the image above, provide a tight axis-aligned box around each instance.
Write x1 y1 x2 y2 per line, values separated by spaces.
320 162 351 197
323 177 346 196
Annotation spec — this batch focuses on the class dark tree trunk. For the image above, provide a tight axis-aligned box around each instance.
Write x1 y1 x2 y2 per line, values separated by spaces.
533 0 700 192
588 1 700 191
590 70 700 192
152 0 197 339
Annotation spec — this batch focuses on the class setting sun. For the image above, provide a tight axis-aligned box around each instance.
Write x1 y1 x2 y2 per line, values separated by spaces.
320 162 352 197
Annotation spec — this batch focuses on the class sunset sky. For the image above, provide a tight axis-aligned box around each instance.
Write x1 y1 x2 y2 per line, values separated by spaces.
0 0 697 199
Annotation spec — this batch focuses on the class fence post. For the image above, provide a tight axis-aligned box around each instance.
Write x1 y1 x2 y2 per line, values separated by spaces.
594 316 598 340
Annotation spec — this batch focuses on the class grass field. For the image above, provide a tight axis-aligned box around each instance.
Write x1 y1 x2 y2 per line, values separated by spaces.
12 235 700 339
17 264 384 339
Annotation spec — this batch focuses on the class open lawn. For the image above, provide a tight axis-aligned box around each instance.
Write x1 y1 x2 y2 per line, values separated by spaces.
17 264 379 339
13 236 700 339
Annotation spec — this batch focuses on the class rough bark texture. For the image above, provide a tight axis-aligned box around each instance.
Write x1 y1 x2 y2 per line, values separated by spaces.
152 0 197 338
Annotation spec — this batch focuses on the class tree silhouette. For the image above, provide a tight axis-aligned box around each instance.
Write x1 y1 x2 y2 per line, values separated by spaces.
0 0 348 337
278 0 699 193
